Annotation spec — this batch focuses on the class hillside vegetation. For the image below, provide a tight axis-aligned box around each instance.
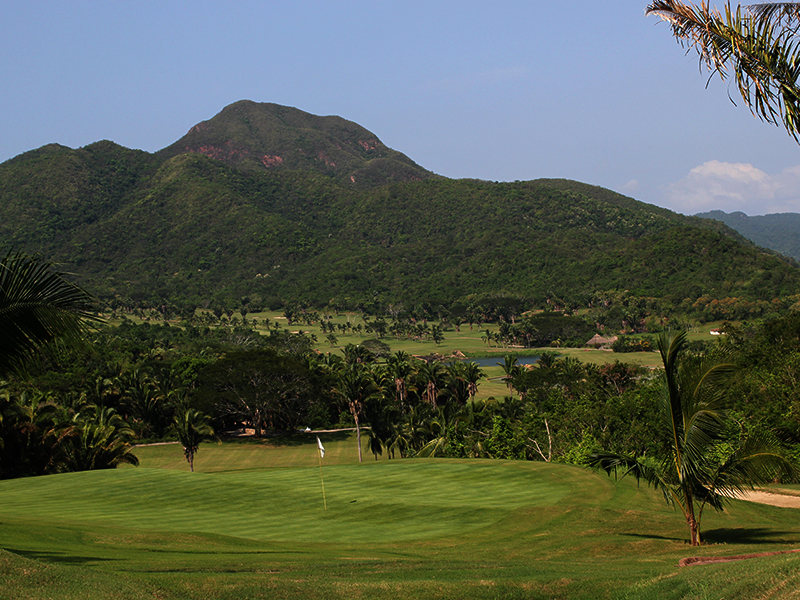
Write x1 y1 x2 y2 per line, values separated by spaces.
697 209 800 261
0 100 797 310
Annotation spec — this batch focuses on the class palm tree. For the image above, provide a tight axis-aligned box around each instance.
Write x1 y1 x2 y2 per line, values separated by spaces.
417 361 447 408
384 351 415 414
334 365 380 463
64 407 140 471
590 331 795 546
463 361 485 400
498 355 520 394
0 250 100 375
171 407 217 472
646 1 800 140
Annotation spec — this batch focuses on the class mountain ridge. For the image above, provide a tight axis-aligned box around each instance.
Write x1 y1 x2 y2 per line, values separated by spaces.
1 100 797 309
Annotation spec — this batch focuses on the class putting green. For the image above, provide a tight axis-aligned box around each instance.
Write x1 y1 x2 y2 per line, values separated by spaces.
0 460 606 544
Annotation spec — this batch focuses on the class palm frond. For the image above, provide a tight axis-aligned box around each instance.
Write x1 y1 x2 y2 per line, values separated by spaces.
710 431 797 498
647 1 800 141
747 3 800 27
0 250 102 374
588 452 670 490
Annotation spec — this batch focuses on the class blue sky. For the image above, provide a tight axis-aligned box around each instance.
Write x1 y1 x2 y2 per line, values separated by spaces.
2 1 799 216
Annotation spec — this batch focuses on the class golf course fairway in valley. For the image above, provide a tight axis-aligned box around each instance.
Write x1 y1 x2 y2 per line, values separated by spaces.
1 437 799 600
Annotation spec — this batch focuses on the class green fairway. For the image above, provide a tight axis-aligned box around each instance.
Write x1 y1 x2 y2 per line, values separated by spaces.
2 437 799 599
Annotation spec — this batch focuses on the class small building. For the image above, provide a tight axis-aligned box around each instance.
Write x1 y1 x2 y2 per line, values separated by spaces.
586 334 618 348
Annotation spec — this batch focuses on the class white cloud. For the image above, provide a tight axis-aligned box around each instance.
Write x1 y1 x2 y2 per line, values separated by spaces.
620 179 640 195
663 160 800 215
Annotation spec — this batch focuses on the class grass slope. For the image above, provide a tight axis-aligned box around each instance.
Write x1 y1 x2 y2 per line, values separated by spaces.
1 437 799 599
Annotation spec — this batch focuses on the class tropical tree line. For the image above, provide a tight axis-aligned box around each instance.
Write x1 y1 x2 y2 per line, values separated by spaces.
3 249 799 547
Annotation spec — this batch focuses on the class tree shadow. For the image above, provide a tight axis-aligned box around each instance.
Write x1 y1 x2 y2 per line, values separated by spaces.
701 527 800 545
622 528 800 545
221 430 354 447
621 532 685 542
6 548 118 565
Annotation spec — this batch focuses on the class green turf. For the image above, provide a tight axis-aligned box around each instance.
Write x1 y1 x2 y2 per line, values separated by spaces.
2 437 799 599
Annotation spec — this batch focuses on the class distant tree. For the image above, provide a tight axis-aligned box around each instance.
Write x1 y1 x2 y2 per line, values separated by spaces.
334 365 381 463
384 351 415 414
172 407 217 472
193 349 328 435
647 1 800 141
498 355 520 394
417 361 447 408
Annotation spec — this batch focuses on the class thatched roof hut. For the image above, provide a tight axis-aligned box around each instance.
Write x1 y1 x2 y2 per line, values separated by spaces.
586 334 618 348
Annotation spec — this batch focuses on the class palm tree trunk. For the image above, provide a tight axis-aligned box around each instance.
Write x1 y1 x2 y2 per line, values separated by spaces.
685 494 700 546
350 403 363 463
355 415 363 463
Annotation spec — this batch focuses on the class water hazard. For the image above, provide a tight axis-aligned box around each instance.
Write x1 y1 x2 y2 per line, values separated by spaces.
459 356 539 368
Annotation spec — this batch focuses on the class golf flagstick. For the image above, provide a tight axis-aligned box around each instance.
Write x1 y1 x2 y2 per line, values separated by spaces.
317 436 327 511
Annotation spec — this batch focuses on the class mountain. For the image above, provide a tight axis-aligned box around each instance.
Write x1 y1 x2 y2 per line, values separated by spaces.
1 101 798 309
158 100 435 188
696 210 800 261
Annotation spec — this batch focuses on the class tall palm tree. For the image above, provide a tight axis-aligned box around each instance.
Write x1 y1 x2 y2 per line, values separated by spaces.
171 407 217 472
334 365 380 463
384 351 415 414
590 331 795 546
498 355 520 394
0 250 100 375
417 361 447 408
646 1 800 140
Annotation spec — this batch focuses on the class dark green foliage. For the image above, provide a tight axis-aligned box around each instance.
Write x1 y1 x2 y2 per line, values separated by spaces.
612 335 654 353
0 250 100 375
192 348 337 434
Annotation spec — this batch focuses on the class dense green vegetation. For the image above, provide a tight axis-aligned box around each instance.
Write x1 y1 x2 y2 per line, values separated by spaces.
1 101 797 313
4 310 799 485
697 209 800 261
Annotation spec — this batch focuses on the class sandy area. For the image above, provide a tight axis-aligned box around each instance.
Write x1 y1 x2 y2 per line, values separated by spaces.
731 490 800 509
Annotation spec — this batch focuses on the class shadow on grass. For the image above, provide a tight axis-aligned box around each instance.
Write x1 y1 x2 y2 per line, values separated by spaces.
7 548 118 565
221 431 353 447
701 527 800 545
622 532 685 542
622 528 800 545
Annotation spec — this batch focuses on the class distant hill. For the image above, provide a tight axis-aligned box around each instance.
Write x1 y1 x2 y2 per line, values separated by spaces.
696 210 800 261
1 101 797 309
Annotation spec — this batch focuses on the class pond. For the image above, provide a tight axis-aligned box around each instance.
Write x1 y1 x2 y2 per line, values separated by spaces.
459 356 540 368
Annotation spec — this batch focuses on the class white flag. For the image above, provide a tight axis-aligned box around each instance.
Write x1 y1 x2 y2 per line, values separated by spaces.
317 436 325 458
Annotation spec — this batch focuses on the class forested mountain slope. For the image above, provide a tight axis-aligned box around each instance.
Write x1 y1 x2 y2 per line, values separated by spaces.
697 209 800 261
0 101 797 308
